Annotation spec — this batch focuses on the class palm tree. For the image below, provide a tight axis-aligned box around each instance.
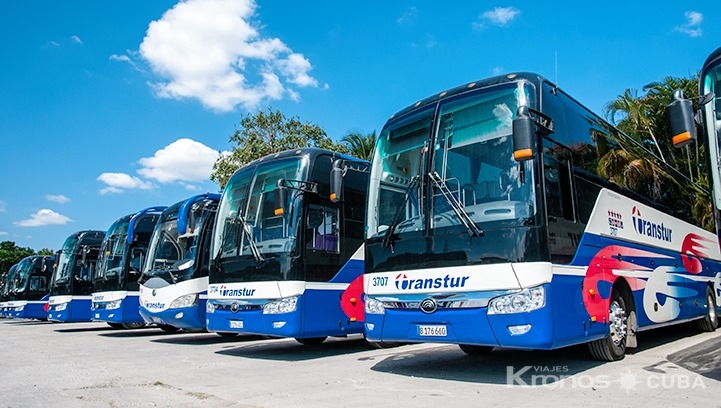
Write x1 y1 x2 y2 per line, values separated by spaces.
341 131 377 160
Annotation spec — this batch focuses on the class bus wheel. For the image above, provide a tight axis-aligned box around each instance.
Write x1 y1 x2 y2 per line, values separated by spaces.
366 341 401 349
696 286 719 332
158 324 179 333
216 332 239 338
107 322 124 329
458 344 493 355
295 337 326 345
122 322 146 329
588 289 628 361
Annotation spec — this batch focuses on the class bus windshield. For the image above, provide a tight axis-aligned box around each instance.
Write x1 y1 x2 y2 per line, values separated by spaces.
211 156 307 281
367 82 536 240
53 235 79 284
143 203 211 282
96 219 130 279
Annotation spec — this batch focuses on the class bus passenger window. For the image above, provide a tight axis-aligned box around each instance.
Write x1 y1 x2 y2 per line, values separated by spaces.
307 205 339 252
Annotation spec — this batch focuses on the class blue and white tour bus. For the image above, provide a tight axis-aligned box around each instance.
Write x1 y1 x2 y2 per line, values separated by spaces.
206 148 368 344
138 193 220 332
91 207 165 329
362 71 720 361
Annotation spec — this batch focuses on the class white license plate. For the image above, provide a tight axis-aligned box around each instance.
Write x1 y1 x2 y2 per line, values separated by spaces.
229 320 244 329
418 324 447 337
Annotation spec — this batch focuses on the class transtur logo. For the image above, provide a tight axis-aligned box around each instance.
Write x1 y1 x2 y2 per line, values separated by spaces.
631 207 672 242
394 273 470 291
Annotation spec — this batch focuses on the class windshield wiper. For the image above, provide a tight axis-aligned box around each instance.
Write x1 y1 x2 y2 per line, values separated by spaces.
237 214 265 264
428 171 484 237
382 175 421 249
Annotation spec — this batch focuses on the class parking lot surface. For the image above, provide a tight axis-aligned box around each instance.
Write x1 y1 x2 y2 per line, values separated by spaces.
1 319 720 407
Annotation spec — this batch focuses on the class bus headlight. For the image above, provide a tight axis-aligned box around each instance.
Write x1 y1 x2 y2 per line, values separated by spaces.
364 297 385 315
487 286 545 315
263 296 298 314
206 301 216 314
54 302 68 312
14 305 25 312
105 300 122 310
170 294 198 309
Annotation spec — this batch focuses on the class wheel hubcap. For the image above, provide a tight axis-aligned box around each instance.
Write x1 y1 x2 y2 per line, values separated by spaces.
609 300 627 347
709 294 717 322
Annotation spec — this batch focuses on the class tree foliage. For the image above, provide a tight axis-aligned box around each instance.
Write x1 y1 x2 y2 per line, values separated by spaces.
211 108 349 189
0 241 36 274
602 74 712 230
341 130 377 161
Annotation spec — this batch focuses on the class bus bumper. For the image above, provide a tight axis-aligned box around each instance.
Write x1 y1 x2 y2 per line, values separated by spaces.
364 301 555 350
139 300 206 330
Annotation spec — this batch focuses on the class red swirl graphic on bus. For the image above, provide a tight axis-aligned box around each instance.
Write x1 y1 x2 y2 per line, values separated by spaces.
582 245 651 320
680 233 712 274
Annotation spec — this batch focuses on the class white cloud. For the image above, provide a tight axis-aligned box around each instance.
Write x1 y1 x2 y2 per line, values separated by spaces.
138 0 319 112
474 7 520 29
46 194 71 204
43 40 60 48
99 186 123 195
0 231 7 236
14 209 74 227
675 11 703 37
110 53 144 72
97 172 155 194
137 138 220 184
71 35 83 44
397 6 417 25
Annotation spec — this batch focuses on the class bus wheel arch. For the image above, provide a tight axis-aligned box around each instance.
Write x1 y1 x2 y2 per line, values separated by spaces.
588 280 635 361
696 284 719 332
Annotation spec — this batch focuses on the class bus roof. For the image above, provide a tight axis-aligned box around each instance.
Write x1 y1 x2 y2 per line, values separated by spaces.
385 72 547 124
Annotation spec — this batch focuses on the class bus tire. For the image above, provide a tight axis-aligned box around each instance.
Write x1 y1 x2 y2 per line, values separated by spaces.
588 289 628 361
295 337 327 345
122 322 146 329
107 322 124 329
216 332 239 338
458 344 493 355
158 324 179 333
366 341 401 349
696 286 718 332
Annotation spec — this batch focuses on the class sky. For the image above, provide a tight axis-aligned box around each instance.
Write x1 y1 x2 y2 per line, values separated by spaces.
0 1 719 252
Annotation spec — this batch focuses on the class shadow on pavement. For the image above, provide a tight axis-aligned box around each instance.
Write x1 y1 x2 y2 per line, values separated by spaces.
216 336 374 361
368 324 712 385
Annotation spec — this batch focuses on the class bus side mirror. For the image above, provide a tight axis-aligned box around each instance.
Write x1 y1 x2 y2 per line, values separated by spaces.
330 159 344 203
668 89 697 148
512 106 536 161
274 180 288 216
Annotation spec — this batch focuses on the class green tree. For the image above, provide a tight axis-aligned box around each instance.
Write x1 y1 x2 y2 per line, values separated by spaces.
211 108 349 188
341 130 376 161
37 248 55 256
602 74 711 230
0 241 36 273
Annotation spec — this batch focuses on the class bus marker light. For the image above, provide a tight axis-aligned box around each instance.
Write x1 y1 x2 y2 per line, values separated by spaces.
274 208 284 216
508 324 531 335
350 317 357 322
174 312 184 319
349 297 357 305
591 316 597 322
272 321 286 329
588 289 595 296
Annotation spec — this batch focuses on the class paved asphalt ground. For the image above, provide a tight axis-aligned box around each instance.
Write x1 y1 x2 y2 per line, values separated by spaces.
0 318 720 407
